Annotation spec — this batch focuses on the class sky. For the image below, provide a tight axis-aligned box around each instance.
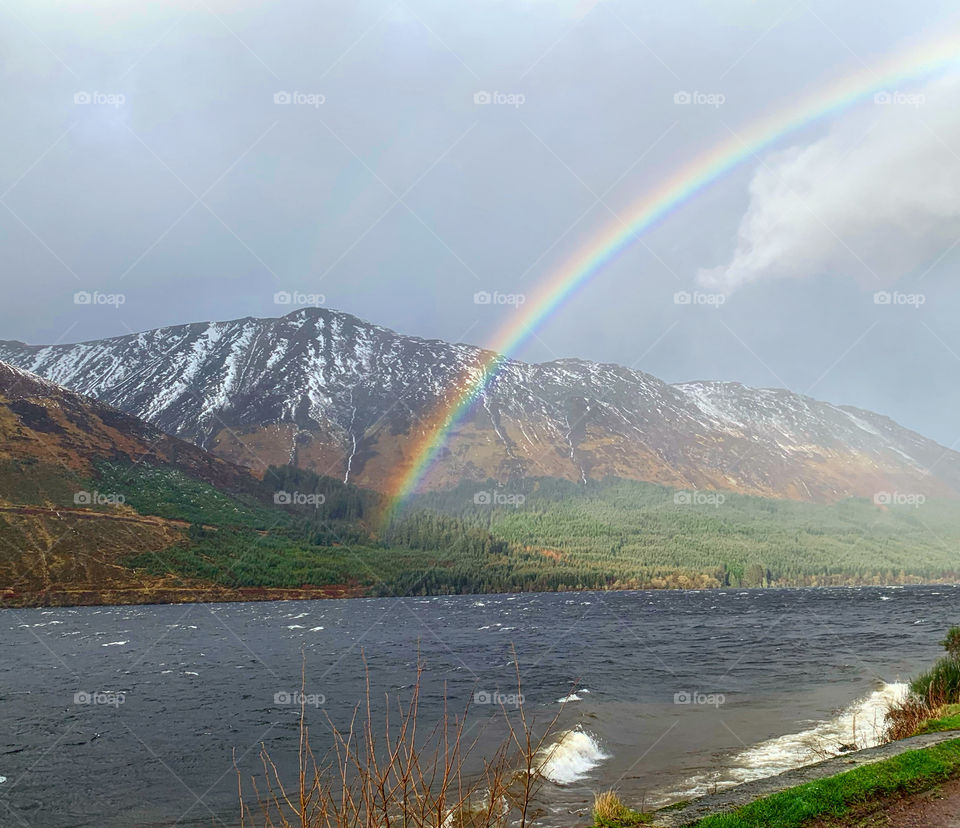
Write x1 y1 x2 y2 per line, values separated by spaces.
2 0 960 446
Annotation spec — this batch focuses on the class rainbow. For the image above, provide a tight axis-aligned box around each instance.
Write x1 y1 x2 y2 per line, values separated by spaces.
385 30 960 520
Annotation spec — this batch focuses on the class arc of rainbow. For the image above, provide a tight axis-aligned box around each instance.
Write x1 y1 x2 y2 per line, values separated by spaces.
384 31 960 521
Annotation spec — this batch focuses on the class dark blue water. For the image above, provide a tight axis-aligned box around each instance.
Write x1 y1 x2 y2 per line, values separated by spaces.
1 585 957 827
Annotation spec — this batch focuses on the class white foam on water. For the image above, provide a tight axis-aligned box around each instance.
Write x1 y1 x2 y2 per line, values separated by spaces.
662 682 908 804
536 728 609 785
557 693 582 703
101 641 128 647
0 776 6 784
309 626 324 632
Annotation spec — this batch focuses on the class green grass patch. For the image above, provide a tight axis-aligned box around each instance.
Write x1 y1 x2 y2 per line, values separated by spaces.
94 462 282 529
689 738 960 827
592 814 651 827
916 704 960 735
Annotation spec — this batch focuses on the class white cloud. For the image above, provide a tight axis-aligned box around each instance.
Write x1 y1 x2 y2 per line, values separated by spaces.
698 74 960 294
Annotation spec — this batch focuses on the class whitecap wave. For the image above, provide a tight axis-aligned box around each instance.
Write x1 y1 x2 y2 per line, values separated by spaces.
536 728 609 785
662 682 907 803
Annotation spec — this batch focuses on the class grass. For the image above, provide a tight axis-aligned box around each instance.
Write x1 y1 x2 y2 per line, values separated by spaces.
17 457 960 600
910 656 960 705
915 704 960 735
684 738 960 827
591 790 651 826
886 629 960 740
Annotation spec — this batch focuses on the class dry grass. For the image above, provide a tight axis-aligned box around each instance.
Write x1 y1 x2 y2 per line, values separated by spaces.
592 790 630 822
885 694 944 742
238 654 564 828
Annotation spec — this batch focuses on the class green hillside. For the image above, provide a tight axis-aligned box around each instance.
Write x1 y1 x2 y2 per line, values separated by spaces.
406 477 960 589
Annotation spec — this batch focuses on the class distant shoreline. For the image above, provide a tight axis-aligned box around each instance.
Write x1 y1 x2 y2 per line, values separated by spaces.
0 584 366 609
4 578 959 610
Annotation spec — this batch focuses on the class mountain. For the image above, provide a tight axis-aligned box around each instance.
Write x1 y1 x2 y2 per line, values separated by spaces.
0 360 335 605
4 358 960 606
0 361 258 492
1 308 956 502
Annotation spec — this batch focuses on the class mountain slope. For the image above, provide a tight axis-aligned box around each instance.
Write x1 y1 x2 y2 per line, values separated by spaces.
1 308 955 502
0 361 259 493
0 361 262 602
4 360 960 605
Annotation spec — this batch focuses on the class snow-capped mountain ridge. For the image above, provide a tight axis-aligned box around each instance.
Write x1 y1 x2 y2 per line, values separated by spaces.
1 307 955 500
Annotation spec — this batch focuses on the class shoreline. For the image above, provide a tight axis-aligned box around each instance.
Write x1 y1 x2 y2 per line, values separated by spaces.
0 584 367 608
3 579 959 610
641 730 960 827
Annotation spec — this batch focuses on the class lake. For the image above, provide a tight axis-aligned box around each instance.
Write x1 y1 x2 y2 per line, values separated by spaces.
1 585 956 826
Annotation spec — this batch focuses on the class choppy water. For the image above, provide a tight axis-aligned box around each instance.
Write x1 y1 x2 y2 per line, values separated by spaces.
1 585 957 826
